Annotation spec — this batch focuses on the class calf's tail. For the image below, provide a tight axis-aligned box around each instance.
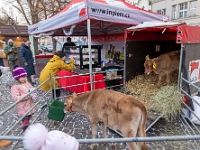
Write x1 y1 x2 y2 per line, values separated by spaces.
137 107 148 150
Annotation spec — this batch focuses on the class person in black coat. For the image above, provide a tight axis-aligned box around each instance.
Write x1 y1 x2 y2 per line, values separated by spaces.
20 39 35 85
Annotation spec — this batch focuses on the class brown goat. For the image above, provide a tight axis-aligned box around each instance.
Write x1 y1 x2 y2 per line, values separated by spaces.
64 89 148 150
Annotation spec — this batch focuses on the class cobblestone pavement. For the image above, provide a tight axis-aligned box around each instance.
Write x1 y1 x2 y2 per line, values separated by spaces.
0 73 200 150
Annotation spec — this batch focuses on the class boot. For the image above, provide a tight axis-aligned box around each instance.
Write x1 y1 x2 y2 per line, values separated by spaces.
22 119 29 127
22 119 29 131
0 140 12 148
22 126 28 132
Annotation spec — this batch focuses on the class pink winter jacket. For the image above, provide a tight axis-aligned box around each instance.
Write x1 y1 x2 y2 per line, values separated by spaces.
11 82 36 117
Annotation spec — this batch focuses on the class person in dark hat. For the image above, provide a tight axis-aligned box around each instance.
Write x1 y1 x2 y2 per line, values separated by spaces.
39 51 74 99
4 39 18 71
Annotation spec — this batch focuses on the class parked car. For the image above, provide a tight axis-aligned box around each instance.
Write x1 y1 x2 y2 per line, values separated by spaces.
46 45 53 52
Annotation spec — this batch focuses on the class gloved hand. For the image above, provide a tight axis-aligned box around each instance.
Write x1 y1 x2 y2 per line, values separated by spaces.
31 93 37 102
28 88 37 102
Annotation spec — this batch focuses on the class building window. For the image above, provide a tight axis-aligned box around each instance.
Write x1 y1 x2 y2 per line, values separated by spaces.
190 1 197 16
157 10 161 14
157 9 166 15
172 5 177 19
162 9 166 15
179 2 188 18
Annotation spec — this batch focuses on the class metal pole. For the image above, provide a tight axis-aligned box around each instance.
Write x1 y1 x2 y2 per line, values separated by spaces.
178 45 183 90
123 42 127 89
87 19 93 90
53 75 56 99
181 46 194 110
145 116 162 132
49 73 53 99
181 77 200 93
2 135 200 143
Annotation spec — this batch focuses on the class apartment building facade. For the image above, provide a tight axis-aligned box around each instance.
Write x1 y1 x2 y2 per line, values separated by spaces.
151 0 200 25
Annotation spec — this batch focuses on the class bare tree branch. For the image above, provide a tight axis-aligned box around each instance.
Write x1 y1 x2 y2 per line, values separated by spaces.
0 0 71 25
14 0 31 24
0 7 18 25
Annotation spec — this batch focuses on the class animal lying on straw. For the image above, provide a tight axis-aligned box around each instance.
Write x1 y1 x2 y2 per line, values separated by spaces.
64 89 148 150
144 50 180 87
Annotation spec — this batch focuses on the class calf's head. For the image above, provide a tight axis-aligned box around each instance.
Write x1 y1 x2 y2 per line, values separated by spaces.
144 55 155 75
64 92 77 113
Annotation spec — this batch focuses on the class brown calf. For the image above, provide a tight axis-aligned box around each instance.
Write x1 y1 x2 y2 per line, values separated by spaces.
144 50 180 87
64 89 148 150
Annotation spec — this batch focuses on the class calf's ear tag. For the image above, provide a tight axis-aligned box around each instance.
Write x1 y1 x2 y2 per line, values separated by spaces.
153 62 156 69
146 55 150 60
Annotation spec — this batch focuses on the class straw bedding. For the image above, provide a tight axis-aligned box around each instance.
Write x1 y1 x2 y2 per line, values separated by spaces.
125 71 183 119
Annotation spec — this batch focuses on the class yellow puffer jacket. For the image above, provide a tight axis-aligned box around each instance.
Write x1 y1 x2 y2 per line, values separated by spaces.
39 55 74 90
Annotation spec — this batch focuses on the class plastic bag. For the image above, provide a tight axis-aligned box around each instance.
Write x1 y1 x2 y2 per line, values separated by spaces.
190 96 200 125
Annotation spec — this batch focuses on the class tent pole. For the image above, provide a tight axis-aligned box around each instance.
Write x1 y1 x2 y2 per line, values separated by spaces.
123 33 127 89
87 19 93 90
123 44 126 89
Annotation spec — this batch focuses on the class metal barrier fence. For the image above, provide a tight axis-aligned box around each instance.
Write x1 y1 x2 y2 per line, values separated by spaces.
179 74 200 150
1 70 200 149
0 73 52 149
52 69 124 100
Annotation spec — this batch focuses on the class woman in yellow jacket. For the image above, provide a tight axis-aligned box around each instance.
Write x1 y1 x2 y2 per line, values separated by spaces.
39 51 74 98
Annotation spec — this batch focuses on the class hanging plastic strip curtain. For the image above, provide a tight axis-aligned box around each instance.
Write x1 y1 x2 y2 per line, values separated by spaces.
33 31 55 37
62 25 76 36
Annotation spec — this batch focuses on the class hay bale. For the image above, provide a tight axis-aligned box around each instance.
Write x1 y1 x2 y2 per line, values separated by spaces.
149 86 183 120
125 71 179 108
125 73 158 107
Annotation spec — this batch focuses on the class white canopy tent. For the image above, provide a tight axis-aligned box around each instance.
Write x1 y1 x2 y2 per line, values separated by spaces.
29 0 169 36
29 0 169 89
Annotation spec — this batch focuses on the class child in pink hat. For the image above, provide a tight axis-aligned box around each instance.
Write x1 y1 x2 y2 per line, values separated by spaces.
23 123 79 150
10 65 36 130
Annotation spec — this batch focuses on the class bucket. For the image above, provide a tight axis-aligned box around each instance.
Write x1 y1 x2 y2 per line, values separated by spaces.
45 99 65 122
